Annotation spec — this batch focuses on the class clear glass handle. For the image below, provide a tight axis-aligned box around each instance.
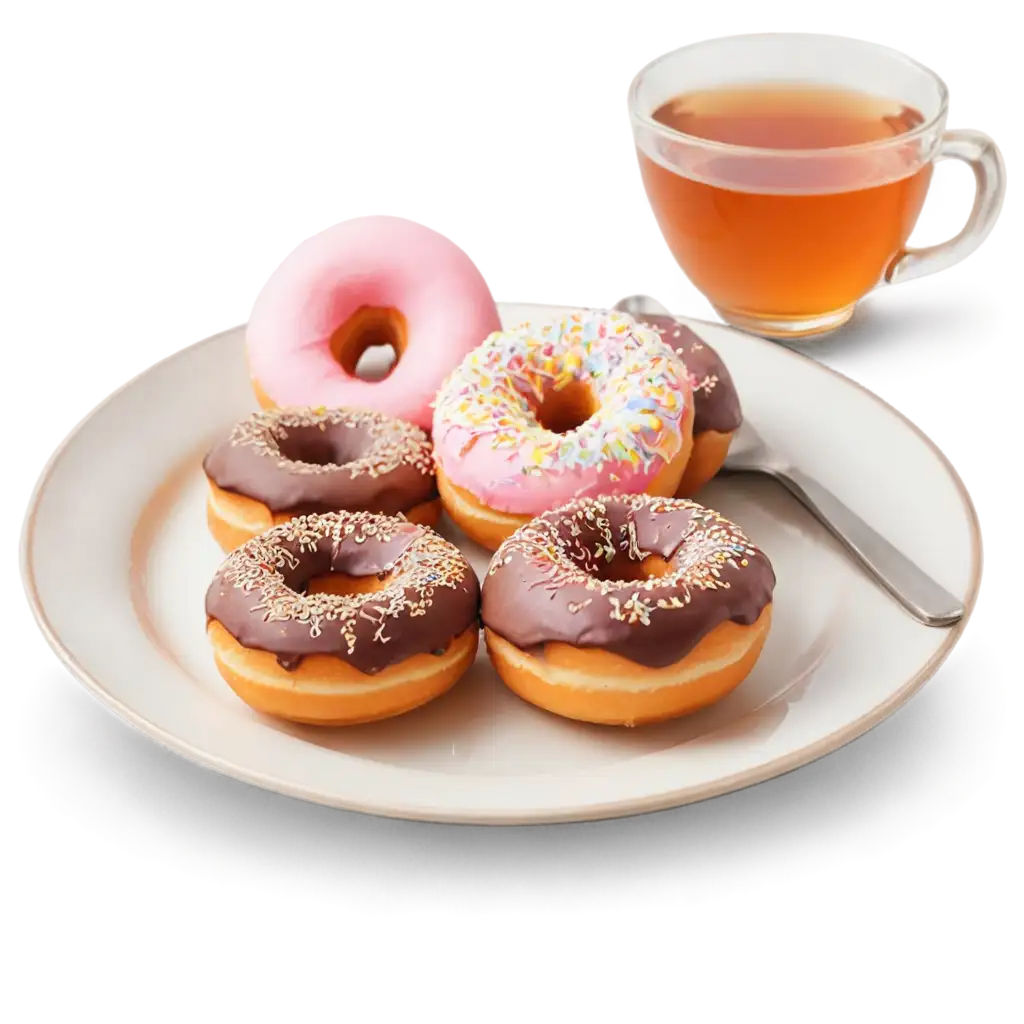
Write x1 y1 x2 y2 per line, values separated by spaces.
885 129 1006 286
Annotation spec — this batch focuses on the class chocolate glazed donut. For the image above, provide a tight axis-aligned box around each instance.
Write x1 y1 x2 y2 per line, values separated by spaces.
638 314 742 496
203 407 441 551
206 511 481 725
482 495 774 726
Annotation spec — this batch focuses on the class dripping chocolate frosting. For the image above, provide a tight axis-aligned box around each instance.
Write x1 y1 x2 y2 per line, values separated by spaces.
206 512 480 674
203 407 437 516
481 495 774 668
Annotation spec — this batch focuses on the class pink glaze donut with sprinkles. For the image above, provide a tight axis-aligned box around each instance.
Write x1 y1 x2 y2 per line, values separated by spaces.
432 310 695 550
246 216 502 431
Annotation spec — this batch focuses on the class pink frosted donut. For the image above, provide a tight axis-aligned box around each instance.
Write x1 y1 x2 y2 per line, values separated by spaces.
432 310 695 550
246 216 502 431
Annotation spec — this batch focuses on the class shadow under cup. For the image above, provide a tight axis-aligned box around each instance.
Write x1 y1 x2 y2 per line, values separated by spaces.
629 35 1000 339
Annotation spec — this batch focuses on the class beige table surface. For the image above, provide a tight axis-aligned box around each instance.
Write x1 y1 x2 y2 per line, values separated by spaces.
2 8 1024 1024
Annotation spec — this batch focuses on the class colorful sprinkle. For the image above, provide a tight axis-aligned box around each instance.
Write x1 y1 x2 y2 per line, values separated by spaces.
433 311 692 476
638 316 719 396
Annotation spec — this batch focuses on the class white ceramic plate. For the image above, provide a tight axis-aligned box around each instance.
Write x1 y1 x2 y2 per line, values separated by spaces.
21 303 981 824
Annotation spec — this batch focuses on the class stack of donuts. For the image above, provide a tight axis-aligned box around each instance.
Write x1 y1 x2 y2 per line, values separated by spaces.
204 216 774 728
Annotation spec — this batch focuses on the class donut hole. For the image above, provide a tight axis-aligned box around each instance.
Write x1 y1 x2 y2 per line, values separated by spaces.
534 380 598 434
588 551 674 583
305 571 393 596
329 306 407 382
277 424 363 467
354 344 397 382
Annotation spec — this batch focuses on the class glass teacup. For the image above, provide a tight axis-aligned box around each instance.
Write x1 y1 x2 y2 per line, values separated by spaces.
629 34 1005 339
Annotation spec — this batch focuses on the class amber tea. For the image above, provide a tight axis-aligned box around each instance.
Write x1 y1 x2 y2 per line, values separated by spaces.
637 85 933 331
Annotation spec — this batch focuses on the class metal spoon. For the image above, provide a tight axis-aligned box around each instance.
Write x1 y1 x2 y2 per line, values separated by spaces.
723 422 965 627
613 294 965 627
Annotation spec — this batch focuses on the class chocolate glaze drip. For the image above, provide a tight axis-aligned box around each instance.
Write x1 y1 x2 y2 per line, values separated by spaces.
481 496 773 668
203 411 437 516
638 314 742 435
629 503 702 560
206 513 480 674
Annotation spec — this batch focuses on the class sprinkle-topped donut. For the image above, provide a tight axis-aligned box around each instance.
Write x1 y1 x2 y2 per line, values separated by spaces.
432 310 695 549
481 495 774 726
205 511 481 725
635 313 743 496
203 407 440 551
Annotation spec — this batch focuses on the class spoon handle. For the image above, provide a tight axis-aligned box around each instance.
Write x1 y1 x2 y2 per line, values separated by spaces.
776 467 964 626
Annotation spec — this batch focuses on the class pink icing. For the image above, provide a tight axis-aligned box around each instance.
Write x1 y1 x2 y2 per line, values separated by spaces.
432 311 692 516
439 432 667 514
246 216 501 430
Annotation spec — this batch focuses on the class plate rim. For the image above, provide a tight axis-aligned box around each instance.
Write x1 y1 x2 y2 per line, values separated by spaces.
19 306 984 824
